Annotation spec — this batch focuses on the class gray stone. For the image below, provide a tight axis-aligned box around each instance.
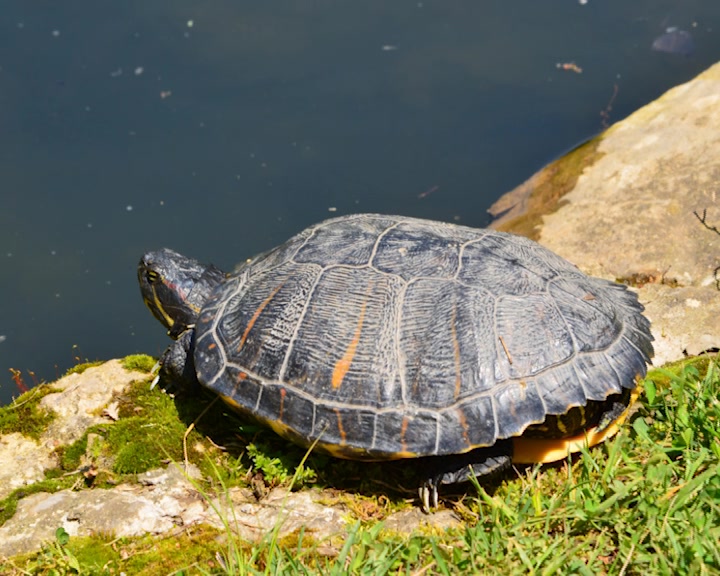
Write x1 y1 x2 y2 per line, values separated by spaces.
0 461 350 558
0 463 202 557
0 433 56 501
205 486 347 543
40 360 147 447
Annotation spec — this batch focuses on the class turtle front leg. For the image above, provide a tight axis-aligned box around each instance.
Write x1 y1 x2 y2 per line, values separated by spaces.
152 328 200 392
419 439 513 512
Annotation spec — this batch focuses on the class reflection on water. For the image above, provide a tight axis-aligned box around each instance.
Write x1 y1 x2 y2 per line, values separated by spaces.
1 0 719 404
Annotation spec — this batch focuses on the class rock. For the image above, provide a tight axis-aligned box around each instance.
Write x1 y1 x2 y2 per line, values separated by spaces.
0 360 148 501
0 463 203 557
641 284 720 362
0 433 56 500
205 486 347 543
490 61 720 365
0 359 353 558
0 463 349 558
40 360 147 447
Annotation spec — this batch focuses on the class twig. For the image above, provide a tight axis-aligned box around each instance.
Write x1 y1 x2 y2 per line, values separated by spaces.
183 396 220 468
499 336 513 365
600 83 620 128
694 208 720 235
693 208 720 290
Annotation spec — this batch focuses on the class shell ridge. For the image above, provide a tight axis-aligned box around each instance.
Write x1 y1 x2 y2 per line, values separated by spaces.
621 320 655 363
534 377 549 419
394 278 410 407
199 276 246 389
288 224 321 261
466 231 565 285
275 263 327 383
368 218 406 269
490 395 500 444
546 282 582 362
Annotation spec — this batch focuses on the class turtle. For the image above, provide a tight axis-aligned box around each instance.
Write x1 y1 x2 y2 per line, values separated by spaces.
138 213 653 510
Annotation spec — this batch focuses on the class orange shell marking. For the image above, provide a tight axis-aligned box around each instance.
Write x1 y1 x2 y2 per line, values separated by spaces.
335 408 347 444
238 284 283 350
331 300 368 389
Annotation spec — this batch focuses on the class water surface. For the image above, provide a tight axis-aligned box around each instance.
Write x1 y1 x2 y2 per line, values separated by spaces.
1 1 719 403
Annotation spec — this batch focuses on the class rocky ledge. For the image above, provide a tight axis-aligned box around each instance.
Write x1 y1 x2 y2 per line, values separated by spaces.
0 359 460 559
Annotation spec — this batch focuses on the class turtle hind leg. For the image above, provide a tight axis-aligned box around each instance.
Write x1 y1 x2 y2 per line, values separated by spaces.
418 439 513 512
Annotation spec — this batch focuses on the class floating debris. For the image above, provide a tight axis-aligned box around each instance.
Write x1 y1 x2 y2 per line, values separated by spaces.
556 62 583 74
652 28 696 56
418 185 439 199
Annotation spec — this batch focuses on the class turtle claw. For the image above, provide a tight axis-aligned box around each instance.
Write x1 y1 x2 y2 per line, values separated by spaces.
417 441 513 512
419 478 440 513
149 361 161 390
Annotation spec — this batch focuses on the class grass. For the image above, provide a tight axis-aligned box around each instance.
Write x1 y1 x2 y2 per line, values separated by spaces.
1 354 718 574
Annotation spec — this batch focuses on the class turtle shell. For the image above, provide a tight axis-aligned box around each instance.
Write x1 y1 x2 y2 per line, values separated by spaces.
193 214 653 460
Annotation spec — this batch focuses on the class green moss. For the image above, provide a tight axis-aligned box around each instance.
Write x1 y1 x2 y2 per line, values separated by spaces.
120 529 229 575
493 136 604 239
121 354 157 373
3 526 229 575
645 354 716 389
83 377 233 480
60 533 119 573
62 354 155 378
0 386 58 440
63 360 104 376
109 415 180 474
101 380 186 475
56 434 88 472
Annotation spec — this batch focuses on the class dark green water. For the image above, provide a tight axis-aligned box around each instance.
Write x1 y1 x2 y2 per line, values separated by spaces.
1 1 719 404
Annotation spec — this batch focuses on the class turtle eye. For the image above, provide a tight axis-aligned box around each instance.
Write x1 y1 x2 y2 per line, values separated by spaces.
146 270 161 284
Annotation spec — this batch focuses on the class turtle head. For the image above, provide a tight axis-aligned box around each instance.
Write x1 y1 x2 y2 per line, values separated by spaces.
138 248 225 339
